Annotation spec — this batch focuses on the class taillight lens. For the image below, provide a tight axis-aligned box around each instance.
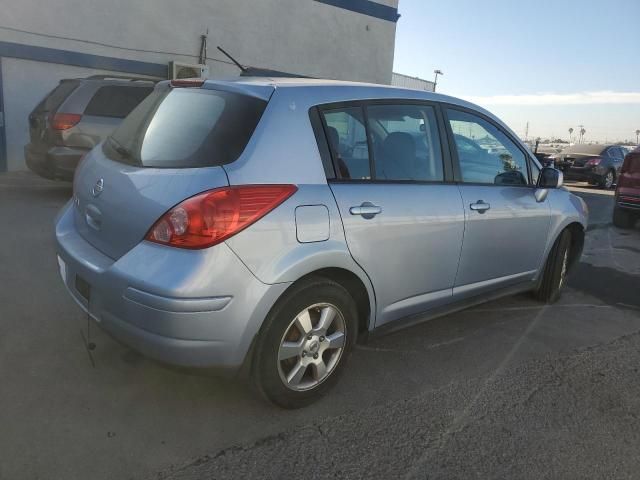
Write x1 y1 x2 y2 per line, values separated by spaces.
145 185 297 249
50 113 82 130
585 157 601 166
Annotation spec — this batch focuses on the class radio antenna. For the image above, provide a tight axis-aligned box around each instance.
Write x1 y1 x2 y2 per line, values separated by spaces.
217 46 247 73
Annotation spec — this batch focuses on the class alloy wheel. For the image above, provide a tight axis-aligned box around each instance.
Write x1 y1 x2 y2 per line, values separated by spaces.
277 303 346 391
604 171 614 189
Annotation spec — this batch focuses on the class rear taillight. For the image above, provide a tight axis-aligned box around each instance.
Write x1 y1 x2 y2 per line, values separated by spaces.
585 157 601 166
50 113 82 130
145 185 297 249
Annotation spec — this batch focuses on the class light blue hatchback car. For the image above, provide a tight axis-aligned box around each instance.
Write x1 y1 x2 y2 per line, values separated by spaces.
55 78 588 408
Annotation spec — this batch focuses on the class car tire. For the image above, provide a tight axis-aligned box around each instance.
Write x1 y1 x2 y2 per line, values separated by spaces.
534 229 571 303
253 276 358 409
613 206 636 229
600 169 615 189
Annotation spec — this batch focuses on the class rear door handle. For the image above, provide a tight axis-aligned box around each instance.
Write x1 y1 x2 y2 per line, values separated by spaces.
469 200 490 213
350 202 382 219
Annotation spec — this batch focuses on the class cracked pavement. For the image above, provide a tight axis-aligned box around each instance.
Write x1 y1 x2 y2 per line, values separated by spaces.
162 331 640 480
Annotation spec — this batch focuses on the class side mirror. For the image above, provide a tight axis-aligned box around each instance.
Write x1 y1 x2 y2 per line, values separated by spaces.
538 167 563 189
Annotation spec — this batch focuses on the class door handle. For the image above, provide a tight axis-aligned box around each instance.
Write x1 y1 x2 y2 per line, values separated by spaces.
350 202 382 219
469 200 490 213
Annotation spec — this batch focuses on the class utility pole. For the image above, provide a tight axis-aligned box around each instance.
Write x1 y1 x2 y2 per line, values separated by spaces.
433 69 443 92
524 121 529 142
636 129 639 144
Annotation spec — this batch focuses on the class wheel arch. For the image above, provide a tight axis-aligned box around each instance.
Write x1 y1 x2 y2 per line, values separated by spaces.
565 221 585 272
242 265 375 376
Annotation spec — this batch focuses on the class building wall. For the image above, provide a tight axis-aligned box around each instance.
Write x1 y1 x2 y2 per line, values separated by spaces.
0 0 399 171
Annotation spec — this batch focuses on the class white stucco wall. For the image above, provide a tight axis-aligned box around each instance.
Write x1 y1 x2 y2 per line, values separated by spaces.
1 0 398 83
0 0 399 170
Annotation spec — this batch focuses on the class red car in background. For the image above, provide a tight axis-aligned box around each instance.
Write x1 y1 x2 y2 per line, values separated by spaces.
613 146 640 228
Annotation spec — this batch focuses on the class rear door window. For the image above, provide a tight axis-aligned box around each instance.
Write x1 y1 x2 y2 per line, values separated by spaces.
84 86 153 118
104 86 267 168
366 104 444 181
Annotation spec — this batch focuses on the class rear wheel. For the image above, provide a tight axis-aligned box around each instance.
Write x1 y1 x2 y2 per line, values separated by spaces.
253 277 357 409
613 206 636 229
534 230 571 303
600 170 615 189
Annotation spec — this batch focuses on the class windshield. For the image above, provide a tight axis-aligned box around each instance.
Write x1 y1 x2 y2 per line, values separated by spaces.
104 86 267 168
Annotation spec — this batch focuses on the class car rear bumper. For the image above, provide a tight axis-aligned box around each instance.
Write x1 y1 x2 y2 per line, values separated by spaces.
55 201 290 372
25 143 87 181
616 193 640 211
559 164 604 182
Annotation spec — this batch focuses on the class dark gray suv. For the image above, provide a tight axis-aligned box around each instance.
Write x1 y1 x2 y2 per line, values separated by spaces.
25 75 155 181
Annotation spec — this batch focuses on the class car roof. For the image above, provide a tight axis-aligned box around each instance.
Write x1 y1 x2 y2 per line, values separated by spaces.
155 76 528 152
563 144 616 155
189 76 492 114
65 75 157 85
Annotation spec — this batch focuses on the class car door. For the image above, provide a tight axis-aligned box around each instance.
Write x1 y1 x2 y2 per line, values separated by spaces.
319 102 465 327
444 107 551 298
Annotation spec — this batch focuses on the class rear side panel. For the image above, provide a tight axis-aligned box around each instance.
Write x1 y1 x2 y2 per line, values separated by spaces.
222 88 377 326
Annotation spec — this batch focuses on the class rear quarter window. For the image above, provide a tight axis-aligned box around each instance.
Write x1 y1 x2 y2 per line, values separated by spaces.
84 86 154 118
104 87 267 168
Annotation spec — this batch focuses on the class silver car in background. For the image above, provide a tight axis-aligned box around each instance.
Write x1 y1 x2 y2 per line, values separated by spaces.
26 76 154 181
55 78 587 408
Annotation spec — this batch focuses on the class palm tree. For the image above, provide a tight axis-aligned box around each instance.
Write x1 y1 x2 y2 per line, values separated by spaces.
580 127 586 144
568 127 574 143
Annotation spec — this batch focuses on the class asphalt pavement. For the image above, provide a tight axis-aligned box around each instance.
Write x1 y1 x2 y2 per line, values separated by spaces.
0 172 638 480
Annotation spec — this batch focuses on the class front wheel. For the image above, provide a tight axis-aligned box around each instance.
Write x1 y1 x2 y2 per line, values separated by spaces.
534 230 571 303
253 277 358 409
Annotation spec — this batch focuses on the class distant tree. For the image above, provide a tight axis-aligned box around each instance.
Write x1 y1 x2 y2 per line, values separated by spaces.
568 127 574 143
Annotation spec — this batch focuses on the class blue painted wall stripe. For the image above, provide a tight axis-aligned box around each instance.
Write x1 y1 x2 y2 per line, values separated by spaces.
0 41 167 78
315 0 400 22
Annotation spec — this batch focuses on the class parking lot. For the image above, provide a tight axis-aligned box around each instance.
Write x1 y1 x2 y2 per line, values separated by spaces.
1 172 639 479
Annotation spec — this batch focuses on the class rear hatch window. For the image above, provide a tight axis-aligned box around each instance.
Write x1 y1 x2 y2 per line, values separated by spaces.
103 86 267 168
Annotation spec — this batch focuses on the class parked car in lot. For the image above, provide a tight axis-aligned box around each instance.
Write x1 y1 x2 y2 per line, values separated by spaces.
552 144 626 189
613 146 640 228
55 78 587 408
25 75 155 181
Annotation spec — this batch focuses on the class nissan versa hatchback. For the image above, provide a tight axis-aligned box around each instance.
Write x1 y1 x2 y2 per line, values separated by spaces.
55 78 587 408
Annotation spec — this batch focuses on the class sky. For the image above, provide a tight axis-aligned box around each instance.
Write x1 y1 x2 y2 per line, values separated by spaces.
393 0 640 143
